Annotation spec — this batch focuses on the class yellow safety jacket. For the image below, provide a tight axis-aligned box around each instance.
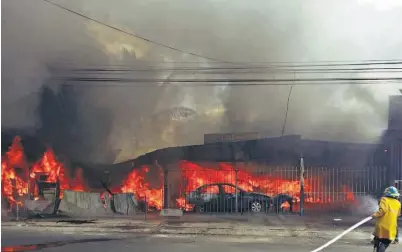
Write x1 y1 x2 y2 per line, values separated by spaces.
373 196 401 241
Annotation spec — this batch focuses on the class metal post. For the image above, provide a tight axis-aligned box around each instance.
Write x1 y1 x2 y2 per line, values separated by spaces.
11 178 19 220
27 167 32 200
16 203 19 221
300 156 305 216
53 177 61 214
232 144 239 214
235 167 238 213
163 168 169 209
144 194 147 221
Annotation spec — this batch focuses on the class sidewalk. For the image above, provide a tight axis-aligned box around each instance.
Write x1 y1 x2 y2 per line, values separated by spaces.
2 213 375 242
2 212 378 227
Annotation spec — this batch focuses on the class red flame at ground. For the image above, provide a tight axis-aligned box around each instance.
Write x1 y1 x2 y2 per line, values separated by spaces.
120 160 355 212
1 136 29 203
120 166 163 210
30 149 86 198
175 161 315 210
1 136 87 204
179 161 308 196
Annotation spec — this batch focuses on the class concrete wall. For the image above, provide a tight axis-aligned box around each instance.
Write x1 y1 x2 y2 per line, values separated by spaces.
58 190 139 216
58 190 111 216
112 193 137 215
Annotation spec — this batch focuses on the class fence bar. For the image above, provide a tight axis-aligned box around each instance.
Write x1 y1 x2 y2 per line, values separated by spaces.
300 157 305 216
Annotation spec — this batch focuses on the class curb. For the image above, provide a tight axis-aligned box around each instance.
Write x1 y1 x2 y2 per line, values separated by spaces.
2 221 373 242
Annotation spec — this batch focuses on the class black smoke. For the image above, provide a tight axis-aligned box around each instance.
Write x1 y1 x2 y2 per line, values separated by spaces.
2 0 402 165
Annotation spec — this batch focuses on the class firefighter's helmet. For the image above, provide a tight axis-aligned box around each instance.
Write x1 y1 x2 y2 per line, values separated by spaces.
384 186 400 198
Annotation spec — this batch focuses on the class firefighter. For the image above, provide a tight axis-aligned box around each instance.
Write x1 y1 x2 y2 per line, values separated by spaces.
372 186 401 252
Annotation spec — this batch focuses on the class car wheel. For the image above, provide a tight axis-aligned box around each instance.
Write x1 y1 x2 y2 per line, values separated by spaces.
250 201 262 212
195 206 205 213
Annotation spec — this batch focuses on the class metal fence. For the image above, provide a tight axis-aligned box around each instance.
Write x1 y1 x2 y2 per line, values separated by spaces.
164 161 388 214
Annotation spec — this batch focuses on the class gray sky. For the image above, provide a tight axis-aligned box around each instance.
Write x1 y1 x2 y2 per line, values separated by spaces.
2 0 402 163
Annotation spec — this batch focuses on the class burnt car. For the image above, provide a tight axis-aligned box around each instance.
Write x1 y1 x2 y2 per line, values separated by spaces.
186 183 273 213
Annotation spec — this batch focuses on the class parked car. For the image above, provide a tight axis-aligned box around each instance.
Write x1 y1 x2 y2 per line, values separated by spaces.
186 183 274 213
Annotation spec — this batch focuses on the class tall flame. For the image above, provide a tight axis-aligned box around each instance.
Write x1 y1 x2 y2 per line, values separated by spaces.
1 136 28 203
120 160 356 211
1 136 87 204
120 166 163 210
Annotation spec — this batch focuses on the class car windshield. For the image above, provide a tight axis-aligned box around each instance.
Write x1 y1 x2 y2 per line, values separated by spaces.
222 184 242 194
198 185 219 194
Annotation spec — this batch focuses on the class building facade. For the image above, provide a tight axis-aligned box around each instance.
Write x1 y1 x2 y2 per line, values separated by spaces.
385 95 402 188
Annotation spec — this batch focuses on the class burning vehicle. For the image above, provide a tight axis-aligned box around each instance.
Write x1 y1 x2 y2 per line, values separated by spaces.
186 183 294 213
185 183 296 213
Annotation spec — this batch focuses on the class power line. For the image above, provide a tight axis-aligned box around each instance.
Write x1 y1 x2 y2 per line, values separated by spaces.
57 77 402 83
40 0 402 69
42 0 235 64
59 81 401 88
51 58 402 69
53 61 402 72
66 67 402 73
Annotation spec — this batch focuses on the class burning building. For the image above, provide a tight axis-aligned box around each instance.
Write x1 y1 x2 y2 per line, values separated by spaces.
1 95 400 216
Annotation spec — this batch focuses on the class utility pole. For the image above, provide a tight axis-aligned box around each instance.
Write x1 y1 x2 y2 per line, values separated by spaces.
232 144 243 214
299 156 305 216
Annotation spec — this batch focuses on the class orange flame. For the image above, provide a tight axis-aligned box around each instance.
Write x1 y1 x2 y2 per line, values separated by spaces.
120 166 163 210
2 136 356 213
119 160 355 212
175 161 315 209
1 136 87 204
1 136 29 203
30 149 86 198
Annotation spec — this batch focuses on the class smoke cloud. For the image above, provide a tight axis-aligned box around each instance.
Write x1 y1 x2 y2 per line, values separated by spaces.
2 0 402 164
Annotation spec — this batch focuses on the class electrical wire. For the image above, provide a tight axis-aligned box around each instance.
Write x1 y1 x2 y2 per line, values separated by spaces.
41 0 235 64
52 62 402 72
56 77 402 83
40 0 402 70
281 74 295 136
58 81 402 88
64 67 402 73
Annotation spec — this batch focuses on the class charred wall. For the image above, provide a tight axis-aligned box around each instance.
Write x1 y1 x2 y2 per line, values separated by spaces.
130 135 385 168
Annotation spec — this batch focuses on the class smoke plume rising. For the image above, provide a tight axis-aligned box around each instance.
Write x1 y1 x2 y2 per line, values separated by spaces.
2 0 402 164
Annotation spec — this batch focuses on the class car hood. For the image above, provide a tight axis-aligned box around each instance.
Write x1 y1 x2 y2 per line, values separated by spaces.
248 192 270 198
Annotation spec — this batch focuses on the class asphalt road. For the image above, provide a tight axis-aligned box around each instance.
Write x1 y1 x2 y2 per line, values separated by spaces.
2 229 398 252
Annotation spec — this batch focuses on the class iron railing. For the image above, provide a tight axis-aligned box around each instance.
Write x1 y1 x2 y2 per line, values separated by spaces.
164 161 388 214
